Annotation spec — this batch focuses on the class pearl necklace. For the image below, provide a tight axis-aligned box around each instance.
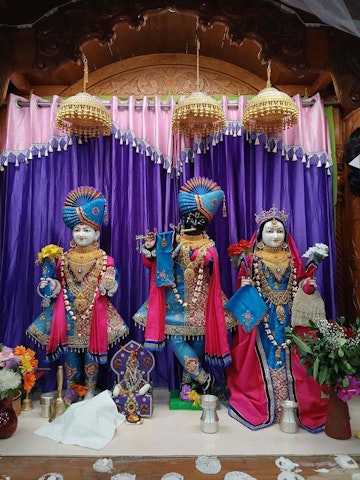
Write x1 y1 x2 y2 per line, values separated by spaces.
171 239 213 307
60 249 107 325
262 313 292 365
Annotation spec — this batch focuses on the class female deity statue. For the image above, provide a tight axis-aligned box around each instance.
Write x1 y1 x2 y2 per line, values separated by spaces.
226 206 328 431
133 177 237 398
27 186 129 397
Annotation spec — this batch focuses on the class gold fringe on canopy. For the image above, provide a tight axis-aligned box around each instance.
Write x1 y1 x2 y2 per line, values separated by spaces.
171 39 226 138
55 54 112 139
242 61 298 134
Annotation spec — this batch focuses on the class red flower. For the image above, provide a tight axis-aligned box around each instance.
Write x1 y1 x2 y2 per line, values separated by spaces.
228 239 252 258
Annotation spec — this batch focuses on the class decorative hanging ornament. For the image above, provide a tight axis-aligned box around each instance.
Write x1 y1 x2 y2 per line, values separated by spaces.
55 54 112 139
242 61 299 134
171 39 226 138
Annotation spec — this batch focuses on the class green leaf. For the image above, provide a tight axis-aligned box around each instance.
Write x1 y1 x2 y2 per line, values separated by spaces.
318 365 329 385
338 348 344 357
342 377 350 388
313 356 320 380
291 335 313 354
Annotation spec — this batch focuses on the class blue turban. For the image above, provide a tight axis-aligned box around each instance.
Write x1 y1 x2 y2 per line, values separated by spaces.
62 186 107 231
178 177 224 221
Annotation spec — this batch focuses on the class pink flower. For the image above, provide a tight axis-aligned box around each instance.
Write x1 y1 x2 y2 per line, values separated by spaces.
0 346 19 369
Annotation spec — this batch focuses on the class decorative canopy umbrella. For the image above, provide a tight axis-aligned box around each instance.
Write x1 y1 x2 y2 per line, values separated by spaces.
55 54 112 139
242 61 298 134
171 40 226 138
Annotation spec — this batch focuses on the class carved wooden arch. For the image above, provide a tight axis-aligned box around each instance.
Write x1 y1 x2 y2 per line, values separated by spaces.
61 53 269 97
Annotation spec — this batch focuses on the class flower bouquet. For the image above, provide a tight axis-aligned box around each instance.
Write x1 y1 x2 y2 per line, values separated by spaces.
287 317 360 396
0 344 38 411
302 242 329 267
286 317 360 439
227 239 253 271
36 244 63 307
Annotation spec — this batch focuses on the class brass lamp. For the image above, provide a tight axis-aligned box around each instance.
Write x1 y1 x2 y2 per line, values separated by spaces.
172 39 226 138
55 54 112 139
242 61 298 134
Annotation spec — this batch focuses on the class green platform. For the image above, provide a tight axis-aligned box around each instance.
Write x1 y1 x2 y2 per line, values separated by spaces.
169 390 203 410
169 390 220 411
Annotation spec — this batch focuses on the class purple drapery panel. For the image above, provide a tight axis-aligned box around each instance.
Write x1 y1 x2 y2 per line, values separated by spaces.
0 138 181 391
0 93 336 392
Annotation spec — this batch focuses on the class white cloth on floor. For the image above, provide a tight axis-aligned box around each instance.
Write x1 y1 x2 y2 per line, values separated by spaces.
34 390 125 450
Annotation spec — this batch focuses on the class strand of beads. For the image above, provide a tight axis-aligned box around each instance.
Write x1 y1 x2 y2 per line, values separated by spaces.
171 265 205 307
171 284 188 307
263 314 291 365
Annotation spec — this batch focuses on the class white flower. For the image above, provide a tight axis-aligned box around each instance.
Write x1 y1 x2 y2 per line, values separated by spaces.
0 369 22 398
302 243 329 260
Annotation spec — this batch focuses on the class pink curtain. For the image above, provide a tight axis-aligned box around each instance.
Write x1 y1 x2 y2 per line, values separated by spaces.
0 93 332 173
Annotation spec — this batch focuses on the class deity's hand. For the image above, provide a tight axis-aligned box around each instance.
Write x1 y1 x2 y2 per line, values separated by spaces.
302 277 317 294
144 229 157 249
141 229 157 258
240 276 253 287
107 281 118 297
100 267 118 296
39 277 59 294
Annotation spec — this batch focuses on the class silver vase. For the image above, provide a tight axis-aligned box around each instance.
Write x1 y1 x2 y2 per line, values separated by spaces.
200 394 219 434
279 400 299 433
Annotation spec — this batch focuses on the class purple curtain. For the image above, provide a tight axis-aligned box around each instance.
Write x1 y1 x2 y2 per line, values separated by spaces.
0 132 336 391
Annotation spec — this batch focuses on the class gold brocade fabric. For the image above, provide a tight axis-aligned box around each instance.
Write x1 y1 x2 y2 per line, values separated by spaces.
256 246 291 282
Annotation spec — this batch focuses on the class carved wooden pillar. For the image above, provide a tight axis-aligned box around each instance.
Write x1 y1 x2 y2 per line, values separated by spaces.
342 109 360 319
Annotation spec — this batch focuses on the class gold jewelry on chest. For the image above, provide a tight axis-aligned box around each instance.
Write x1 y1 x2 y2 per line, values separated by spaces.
60 248 107 321
177 233 212 249
256 246 291 280
66 247 104 282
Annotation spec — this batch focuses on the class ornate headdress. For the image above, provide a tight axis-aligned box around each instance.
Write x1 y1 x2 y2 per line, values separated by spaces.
62 186 107 231
178 177 224 221
255 205 288 226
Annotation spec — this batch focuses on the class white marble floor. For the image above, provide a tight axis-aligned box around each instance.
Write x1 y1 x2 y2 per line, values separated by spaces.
2 388 360 457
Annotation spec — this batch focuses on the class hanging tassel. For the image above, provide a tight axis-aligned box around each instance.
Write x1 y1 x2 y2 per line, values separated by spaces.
222 196 227 217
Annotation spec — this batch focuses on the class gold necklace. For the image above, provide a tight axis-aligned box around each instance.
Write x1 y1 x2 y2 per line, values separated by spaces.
256 246 291 281
254 256 297 323
177 232 211 249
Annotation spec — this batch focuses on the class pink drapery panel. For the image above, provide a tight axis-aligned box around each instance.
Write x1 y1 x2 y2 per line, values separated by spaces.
281 93 331 167
0 93 332 172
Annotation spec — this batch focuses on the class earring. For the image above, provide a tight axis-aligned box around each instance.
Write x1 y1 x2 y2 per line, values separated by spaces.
257 241 264 250
92 240 99 248
70 239 76 248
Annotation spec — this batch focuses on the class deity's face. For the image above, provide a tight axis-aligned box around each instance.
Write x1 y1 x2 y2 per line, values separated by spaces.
72 223 100 248
181 211 209 235
261 219 285 248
